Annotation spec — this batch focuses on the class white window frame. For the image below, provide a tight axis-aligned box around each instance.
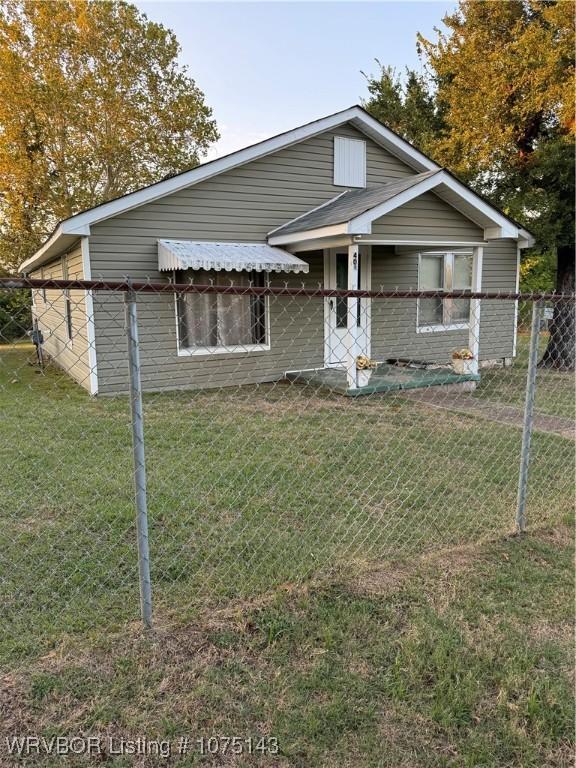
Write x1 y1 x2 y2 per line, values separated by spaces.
173 272 271 357
416 251 472 333
333 136 366 188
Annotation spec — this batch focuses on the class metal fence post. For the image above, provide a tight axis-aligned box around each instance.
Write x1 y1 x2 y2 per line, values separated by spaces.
516 299 543 533
124 285 153 628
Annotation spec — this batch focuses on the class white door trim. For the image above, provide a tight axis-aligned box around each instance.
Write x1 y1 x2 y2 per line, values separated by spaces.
323 246 371 368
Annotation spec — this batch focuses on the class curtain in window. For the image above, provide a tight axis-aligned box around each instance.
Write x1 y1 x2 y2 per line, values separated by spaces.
178 270 266 348
216 272 252 346
178 270 217 347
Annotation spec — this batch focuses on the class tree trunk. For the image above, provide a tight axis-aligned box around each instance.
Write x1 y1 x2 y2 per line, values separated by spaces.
539 244 575 371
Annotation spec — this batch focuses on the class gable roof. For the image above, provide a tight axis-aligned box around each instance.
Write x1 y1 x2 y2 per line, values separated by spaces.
268 168 533 246
20 105 533 273
269 171 440 237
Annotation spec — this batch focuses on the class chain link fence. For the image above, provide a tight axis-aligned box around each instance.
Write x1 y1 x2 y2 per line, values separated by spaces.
0 277 574 668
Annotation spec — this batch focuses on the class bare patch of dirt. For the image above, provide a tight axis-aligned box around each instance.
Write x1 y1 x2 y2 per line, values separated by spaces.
346 539 483 598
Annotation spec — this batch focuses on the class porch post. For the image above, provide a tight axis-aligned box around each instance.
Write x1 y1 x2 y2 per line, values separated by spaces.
468 246 483 375
345 243 360 388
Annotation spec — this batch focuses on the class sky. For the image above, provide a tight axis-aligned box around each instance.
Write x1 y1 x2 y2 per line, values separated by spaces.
134 1 456 159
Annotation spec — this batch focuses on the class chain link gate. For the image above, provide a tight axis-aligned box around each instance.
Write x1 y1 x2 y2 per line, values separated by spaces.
0 277 574 661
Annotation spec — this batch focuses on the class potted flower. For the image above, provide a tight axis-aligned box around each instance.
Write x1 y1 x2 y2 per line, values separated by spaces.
356 354 377 387
452 348 475 374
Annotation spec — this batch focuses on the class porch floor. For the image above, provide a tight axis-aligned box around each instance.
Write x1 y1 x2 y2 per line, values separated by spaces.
285 363 480 397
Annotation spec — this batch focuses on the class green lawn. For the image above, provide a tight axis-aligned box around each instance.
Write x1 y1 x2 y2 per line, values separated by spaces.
0 525 573 767
0 343 573 765
0 343 573 669
475 333 575 419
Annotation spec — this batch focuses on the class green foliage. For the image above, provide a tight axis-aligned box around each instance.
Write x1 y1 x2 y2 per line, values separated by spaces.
364 0 575 306
417 1 574 176
362 62 444 154
0 0 219 273
503 137 576 257
0 287 31 341
520 252 556 294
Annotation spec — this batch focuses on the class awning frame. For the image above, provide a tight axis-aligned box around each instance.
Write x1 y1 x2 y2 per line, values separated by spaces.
158 239 310 274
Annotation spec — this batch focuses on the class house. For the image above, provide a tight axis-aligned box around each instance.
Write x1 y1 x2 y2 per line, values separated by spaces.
20 106 533 396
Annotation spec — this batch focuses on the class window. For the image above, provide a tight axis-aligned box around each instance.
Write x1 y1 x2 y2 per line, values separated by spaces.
418 252 473 330
176 270 268 353
334 251 363 328
333 136 366 188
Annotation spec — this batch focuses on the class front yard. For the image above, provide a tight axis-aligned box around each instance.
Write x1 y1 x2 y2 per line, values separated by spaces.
474 332 575 419
0 339 573 765
1 525 573 767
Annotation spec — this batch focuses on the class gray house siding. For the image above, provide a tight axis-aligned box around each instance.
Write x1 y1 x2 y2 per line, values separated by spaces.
371 191 484 242
78 121 518 395
478 240 518 360
88 122 416 393
88 123 414 281
29 244 92 391
369 240 518 364
92 251 325 394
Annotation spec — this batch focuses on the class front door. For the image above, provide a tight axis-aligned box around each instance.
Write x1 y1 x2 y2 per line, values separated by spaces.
325 248 371 366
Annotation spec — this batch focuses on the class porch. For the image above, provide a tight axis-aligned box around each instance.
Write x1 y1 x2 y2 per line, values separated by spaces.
285 362 480 397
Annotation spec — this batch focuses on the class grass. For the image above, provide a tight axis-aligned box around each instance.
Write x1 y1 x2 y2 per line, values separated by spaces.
0 342 573 671
0 525 573 767
0 341 573 765
474 332 575 419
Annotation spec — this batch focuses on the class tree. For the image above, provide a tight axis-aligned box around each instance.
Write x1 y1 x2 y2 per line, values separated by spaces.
417 0 575 369
362 63 444 155
0 0 219 273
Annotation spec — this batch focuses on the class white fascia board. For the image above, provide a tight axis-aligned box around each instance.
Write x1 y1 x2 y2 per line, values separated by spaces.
81 237 99 396
350 171 523 241
20 108 367 271
484 225 519 240
64 107 437 235
270 169 525 246
355 238 487 247
518 229 535 249
268 223 350 246
434 174 521 237
63 107 431 235
20 106 529 270
347 111 437 173
283 235 353 253
19 227 81 273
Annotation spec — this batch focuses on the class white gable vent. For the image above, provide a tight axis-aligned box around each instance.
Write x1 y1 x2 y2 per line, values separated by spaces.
333 136 366 188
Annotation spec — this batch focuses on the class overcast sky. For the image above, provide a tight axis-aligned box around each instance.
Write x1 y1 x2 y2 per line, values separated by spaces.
134 1 456 159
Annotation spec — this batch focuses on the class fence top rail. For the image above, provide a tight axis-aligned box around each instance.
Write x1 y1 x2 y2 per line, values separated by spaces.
1 277 574 303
